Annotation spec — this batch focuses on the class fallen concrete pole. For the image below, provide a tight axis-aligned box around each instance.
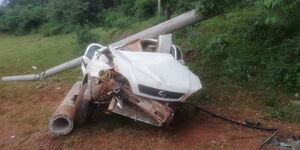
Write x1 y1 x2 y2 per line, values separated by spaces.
1 57 82 81
48 81 81 136
1 74 40 81
1 9 216 82
109 9 211 48
43 57 82 77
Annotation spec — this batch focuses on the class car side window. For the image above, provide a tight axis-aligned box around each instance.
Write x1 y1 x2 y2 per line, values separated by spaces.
170 47 176 58
86 45 99 59
175 46 182 60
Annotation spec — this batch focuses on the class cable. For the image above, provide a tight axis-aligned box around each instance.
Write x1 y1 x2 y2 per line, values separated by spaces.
188 103 278 131
98 69 112 82
187 103 278 150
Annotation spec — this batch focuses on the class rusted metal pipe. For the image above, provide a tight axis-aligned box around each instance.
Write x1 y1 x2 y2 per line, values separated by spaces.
48 81 81 136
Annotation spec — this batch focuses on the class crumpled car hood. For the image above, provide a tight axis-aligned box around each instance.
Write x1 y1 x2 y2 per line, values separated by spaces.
111 49 202 102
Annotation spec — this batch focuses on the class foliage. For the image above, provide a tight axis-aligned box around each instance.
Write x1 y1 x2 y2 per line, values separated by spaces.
99 0 156 28
75 26 99 48
247 0 300 91
195 0 226 15
100 7 137 28
0 5 46 34
267 37 300 91
0 0 122 34
0 6 6 17
195 0 242 15
171 0 199 12
203 34 228 58
46 0 100 25
247 0 300 44
133 0 156 19
5 0 47 7
255 0 300 26
40 22 73 37
41 0 92 36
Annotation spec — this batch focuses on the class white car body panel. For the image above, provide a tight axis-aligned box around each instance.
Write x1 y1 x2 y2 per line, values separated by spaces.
82 41 202 102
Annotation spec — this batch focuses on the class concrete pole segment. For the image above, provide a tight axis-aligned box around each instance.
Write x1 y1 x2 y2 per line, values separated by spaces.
1 74 40 81
48 81 81 136
1 57 82 81
43 57 82 77
109 9 210 48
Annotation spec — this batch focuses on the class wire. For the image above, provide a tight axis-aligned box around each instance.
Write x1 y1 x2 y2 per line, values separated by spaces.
187 103 278 150
98 69 112 82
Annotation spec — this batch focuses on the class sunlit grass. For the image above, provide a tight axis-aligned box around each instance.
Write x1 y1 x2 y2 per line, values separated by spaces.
0 33 81 82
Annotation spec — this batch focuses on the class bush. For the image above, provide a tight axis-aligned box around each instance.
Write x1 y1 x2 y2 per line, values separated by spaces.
203 34 228 58
174 0 199 12
267 36 300 91
0 6 5 17
247 0 300 44
99 0 155 28
133 0 156 19
40 22 75 37
255 0 300 26
0 5 46 34
76 27 99 48
101 8 137 28
223 56 259 82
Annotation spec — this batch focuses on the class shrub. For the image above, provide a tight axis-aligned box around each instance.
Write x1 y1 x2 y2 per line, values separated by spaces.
223 56 259 82
0 5 46 34
267 36 300 91
133 0 156 19
203 34 228 58
0 6 5 17
40 22 75 37
75 27 99 48
101 8 137 28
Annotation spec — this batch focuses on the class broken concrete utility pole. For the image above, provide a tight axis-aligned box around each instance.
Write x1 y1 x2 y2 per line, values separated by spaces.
109 9 210 48
1 57 82 81
1 9 215 82
48 81 81 136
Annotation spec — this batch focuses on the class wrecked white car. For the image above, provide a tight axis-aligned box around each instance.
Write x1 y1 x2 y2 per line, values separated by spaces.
77 35 202 127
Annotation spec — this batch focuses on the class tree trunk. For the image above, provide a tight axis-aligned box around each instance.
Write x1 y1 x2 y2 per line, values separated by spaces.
157 0 161 16
164 5 171 20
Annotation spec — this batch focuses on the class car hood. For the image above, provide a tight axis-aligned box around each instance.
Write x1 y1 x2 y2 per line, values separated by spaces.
111 49 202 101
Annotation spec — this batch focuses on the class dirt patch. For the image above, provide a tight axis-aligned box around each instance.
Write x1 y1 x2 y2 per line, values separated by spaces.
0 82 299 150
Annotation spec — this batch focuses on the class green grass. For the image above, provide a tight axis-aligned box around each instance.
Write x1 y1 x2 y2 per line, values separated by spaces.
0 33 81 82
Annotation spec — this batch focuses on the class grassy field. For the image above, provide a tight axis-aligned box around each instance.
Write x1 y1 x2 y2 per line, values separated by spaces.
0 33 82 82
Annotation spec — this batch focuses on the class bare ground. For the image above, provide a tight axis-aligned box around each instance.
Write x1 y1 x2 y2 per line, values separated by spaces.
0 82 299 150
